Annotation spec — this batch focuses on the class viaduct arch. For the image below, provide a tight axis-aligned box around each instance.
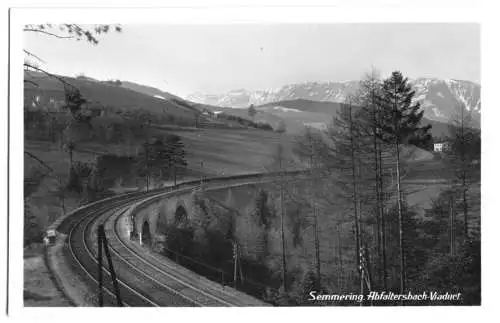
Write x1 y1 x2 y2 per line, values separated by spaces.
133 194 192 245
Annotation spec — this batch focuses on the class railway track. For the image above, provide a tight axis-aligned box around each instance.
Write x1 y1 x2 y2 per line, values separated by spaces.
55 172 307 307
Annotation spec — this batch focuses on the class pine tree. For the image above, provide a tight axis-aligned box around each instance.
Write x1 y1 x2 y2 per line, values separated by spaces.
375 71 432 295
62 86 87 119
135 136 187 190
164 135 188 186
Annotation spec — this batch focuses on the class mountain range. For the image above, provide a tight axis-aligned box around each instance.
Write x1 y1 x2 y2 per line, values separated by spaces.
24 70 480 138
186 78 481 124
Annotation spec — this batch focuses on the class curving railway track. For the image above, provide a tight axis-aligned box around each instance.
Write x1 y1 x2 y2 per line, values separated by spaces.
54 172 306 307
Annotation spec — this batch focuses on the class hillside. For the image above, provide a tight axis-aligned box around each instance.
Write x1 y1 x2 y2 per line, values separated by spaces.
200 99 452 143
120 81 182 101
256 99 453 137
186 78 481 125
259 99 343 115
24 71 198 121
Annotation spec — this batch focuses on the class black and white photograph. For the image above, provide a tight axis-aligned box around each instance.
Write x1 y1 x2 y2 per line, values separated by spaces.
6 2 495 317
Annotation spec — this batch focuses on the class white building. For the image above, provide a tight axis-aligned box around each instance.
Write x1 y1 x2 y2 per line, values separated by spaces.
434 142 450 152
202 110 223 120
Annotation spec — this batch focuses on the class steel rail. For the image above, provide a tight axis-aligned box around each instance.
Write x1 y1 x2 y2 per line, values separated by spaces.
60 171 306 306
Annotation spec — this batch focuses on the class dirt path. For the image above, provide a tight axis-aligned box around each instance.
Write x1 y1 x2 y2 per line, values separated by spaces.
24 244 72 307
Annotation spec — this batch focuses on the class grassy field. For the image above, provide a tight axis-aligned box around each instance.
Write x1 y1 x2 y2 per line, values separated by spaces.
25 71 197 120
205 105 332 134
24 125 300 232
169 128 299 175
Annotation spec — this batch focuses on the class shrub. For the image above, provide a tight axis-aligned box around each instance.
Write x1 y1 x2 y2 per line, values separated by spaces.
66 161 94 194
256 122 273 131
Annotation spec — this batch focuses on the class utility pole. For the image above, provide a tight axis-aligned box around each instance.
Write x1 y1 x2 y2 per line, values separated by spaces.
97 225 123 307
279 153 288 293
393 81 405 297
449 196 455 257
145 142 150 193
337 223 343 291
379 145 388 291
359 246 373 306
98 227 103 307
370 76 385 290
347 102 361 282
233 241 238 287
199 161 204 189
308 135 321 291
313 203 321 291
460 105 469 240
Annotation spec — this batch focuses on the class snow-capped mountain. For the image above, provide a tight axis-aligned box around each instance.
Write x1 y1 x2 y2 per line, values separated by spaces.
186 78 480 123
410 78 480 122
186 81 359 108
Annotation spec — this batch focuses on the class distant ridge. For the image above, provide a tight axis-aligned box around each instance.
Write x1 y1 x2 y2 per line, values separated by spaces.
186 78 481 124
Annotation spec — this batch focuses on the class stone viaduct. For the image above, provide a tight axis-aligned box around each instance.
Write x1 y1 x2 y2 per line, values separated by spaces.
129 184 256 246
127 172 306 246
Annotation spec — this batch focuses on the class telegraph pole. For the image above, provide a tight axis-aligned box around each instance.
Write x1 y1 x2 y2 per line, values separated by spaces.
233 241 238 287
98 228 103 307
279 157 288 293
449 196 455 256
98 225 123 307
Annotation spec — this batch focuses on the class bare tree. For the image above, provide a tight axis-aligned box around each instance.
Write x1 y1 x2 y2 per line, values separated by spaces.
265 141 293 293
294 126 331 291
355 68 389 290
445 103 480 239
312 96 364 292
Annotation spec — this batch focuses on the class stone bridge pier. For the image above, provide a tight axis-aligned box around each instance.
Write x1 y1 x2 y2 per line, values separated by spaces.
129 184 265 247
132 192 193 246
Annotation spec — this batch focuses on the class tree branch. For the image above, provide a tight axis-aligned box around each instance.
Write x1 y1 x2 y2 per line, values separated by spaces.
24 63 77 91
24 151 54 173
23 79 39 88
23 49 46 63
23 28 75 39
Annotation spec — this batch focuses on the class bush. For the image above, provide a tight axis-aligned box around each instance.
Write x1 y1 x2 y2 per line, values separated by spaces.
256 122 273 131
94 154 136 188
66 161 94 194
165 226 195 256
421 239 480 305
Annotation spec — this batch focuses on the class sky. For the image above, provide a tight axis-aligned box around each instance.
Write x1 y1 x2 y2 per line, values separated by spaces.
24 24 480 98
